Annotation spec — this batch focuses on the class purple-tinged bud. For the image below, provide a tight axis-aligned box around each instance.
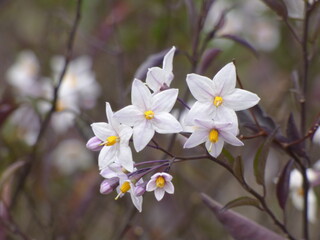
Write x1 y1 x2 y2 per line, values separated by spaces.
86 136 103 151
100 177 119 195
134 182 147 196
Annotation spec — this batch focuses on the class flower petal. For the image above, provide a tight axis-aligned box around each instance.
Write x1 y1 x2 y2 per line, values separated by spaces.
133 120 155 152
106 102 120 130
152 112 182 134
154 188 165 201
130 190 143 212
146 180 157 191
186 74 214 101
205 139 224 158
91 122 115 141
114 105 144 126
152 88 178 113
184 129 208 148
146 67 172 92
184 101 214 125
118 145 134 172
161 172 173 181
212 62 236 95
119 125 133 144
162 46 175 72
219 130 244 146
164 181 174 194
98 146 116 170
223 88 260 111
214 106 238 132
132 79 152 110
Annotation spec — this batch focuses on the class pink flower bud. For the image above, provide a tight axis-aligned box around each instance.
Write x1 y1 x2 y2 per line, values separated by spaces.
100 178 119 195
134 182 147 196
86 136 103 151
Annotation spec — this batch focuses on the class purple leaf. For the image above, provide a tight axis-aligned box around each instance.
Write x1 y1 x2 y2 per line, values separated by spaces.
286 113 306 158
197 48 221 74
222 196 262 211
201 194 286 240
220 34 258 58
233 156 245 183
260 0 288 19
276 159 294 209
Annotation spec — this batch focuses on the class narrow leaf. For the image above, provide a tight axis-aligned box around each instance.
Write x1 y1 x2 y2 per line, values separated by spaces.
286 114 306 157
220 34 258 58
0 161 26 191
260 0 288 19
276 159 294 209
233 156 245 183
197 48 221 74
222 196 261 211
253 128 278 186
201 194 286 240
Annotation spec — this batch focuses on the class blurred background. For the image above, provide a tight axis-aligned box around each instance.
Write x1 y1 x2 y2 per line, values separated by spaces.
0 0 320 239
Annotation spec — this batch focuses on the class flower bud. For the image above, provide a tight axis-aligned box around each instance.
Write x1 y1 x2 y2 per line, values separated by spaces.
134 182 147 196
100 177 119 195
86 136 103 151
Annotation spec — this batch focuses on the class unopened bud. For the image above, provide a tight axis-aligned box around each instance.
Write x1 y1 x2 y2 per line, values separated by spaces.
100 177 119 195
86 136 103 151
134 182 147 196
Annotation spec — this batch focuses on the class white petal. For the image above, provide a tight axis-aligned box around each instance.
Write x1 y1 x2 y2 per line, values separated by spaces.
161 172 173 181
223 88 260 111
152 112 182 134
186 74 214 101
119 125 133 144
130 190 143 212
114 105 144 126
214 106 238 132
184 129 208 148
106 102 120 130
146 180 157 191
152 89 178 113
162 46 175 72
308 189 317 223
146 67 172 92
133 121 155 152
98 146 115 170
91 122 115 141
184 101 214 125
164 182 174 194
212 62 236 95
206 139 224 158
118 146 134 172
132 79 152 110
290 169 303 188
154 188 165 201
219 130 244 146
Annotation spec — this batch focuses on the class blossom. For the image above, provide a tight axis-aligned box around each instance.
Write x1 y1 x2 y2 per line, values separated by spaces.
146 172 174 201
115 179 143 212
114 79 182 152
184 119 243 158
289 169 317 223
146 46 176 93
90 102 134 172
185 62 260 125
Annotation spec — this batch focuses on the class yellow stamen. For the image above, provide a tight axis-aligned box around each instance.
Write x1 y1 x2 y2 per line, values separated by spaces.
209 129 219 143
213 96 223 107
115 181 131 200
297 188 304 196
55 100 65 112
144 110 155 120
156 176 166 188
105 136 119 146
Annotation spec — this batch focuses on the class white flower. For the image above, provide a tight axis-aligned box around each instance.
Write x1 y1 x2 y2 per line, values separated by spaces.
52 139 93 175
91 102 134 172
51 55 100 109
184 119 243 158
146 46 176 93
114 79 182 152
185 62 260 125
289 169 317 223
115 179 143 212
146 172 174 201
313 127 320 145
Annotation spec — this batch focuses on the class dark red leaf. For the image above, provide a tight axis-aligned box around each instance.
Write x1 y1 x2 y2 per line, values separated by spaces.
220 34 258 58
260 0 288 19
197 48 221 74
276 159 294 209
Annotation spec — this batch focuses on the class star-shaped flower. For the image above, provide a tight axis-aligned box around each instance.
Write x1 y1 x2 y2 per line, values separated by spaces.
184 119 243 158
146 172 174 201
185 62 260 125
146 46 176 93
114 79 182 152
90 102 134 172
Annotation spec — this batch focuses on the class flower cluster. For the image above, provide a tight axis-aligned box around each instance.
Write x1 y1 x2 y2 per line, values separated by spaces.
87 46 260 211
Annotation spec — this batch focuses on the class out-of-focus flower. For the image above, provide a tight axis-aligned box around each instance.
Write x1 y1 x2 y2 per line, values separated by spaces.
51 55 100 109
146 172 174 201
184 119 243 158
283 0 304 20
114 79 182 152
146 46 176 93
86 136 104 151
115 179 143 212
185 62 260 126
91 102 134 172
289 169 317 223
313 127 320 145
6 50 42 98
52 139 93 175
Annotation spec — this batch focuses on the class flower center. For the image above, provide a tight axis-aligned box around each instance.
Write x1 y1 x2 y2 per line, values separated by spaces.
209 129 219 143
213 96 223 107
105 136 119 146
297 187 304 196
156 176 166 188
120 181 131 193
144 110 155 120
55 100 66 112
